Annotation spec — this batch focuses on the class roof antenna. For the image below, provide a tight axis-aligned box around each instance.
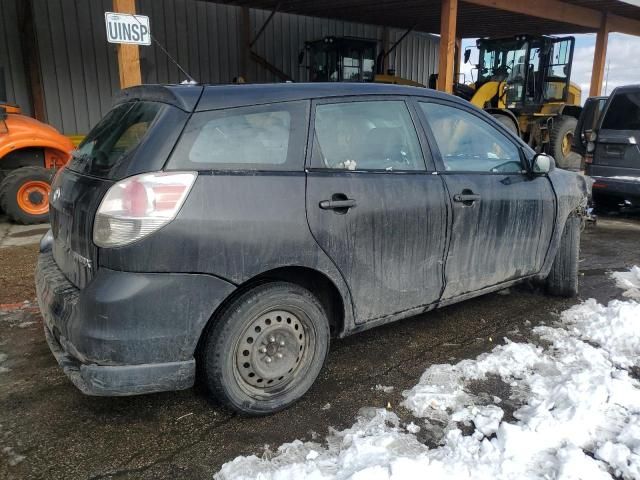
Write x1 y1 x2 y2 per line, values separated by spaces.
130 14 197 84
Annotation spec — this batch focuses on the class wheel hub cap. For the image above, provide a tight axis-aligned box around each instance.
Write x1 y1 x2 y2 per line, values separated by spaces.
236 310 306 389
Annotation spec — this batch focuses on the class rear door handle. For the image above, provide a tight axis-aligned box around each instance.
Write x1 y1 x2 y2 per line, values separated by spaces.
453 193 481 204
319 199 357 210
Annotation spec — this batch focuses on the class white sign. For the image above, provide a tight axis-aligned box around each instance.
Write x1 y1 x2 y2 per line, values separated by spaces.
105 12 151 46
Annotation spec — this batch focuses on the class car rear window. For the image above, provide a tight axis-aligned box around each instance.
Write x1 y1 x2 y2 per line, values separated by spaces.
169 101 308 171
72 101 163 177
601 91 640 130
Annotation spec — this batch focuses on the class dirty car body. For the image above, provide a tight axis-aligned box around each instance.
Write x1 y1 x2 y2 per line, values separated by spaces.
579 86 640 209
35 83 588 412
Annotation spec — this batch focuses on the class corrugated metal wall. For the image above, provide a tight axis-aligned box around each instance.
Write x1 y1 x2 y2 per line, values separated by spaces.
32 0 121 135
0 0 32 115
26 0 439 134
137 1 439 86
390 30 440 87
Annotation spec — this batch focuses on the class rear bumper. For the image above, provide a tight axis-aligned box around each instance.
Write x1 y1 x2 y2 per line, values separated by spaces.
590 176 640 204
36 248 236 396
42 322 195 396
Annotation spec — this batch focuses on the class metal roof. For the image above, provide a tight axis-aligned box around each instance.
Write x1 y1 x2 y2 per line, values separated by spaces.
217 0 640 37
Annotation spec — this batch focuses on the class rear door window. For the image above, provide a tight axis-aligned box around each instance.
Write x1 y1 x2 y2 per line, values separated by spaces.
311 100 425 171
169 101 308 171
601 91 640 130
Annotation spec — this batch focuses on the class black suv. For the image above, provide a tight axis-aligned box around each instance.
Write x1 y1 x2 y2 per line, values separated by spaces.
36 83 588 415
575 86 640 210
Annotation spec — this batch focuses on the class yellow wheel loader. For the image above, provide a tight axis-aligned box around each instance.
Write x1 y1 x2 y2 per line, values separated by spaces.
450 35 582 168
300 36 425 88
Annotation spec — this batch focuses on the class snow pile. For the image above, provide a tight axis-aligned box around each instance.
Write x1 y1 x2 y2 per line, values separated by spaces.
612 266 640 300
215 268 640 480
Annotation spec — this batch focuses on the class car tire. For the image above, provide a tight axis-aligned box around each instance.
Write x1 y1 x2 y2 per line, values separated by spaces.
0 166 54 224
199 281 330 415
549 115 578 169
546 215 581 297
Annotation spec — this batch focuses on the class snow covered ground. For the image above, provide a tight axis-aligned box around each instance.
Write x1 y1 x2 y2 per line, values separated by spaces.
215 268 640 480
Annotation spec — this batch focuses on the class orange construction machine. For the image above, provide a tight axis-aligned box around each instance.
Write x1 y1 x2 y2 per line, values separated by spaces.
0 69 73 224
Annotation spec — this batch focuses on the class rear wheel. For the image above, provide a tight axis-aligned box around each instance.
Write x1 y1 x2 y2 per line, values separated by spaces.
546 215 581 297
0 166 53 224
199 282 330 415
549 115 577 168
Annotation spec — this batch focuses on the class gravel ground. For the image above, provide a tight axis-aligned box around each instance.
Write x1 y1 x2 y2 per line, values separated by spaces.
0 216 638 480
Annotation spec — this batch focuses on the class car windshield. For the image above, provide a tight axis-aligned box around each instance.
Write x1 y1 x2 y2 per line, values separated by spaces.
73 101 163 176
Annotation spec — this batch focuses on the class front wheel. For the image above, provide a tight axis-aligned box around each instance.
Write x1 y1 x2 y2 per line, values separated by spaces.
199 282 330 415
546 215 581 297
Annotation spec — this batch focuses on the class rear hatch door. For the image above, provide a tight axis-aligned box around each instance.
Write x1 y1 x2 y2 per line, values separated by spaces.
589 87 640 178
50 97 192 289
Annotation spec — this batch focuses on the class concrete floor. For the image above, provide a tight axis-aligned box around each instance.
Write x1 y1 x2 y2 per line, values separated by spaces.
0 216 639 479
0 216 49 249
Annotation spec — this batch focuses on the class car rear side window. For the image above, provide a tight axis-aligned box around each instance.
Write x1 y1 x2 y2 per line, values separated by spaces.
73 101 163 177
170 101 308 171
312 100 424 171
419 102 522 173
601 92 640 130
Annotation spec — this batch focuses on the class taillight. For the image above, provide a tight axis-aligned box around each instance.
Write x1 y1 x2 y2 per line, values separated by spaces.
93 171 197 248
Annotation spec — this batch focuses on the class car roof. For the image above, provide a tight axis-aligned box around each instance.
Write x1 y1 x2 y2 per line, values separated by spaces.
116 82 462 112
196 82 452 111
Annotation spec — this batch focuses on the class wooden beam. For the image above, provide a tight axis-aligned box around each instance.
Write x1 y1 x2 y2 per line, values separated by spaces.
113 0 142 89
590 15 609 97
608 13 640 37
464 0 640 36
463 0 601 29
437 0 458 93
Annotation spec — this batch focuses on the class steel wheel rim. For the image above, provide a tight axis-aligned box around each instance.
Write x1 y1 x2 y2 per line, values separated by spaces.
234 308 314 397
17 181 50 215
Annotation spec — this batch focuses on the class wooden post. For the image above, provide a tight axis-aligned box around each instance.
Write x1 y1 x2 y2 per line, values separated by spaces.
436 0 458 93
382 26 390 74
454 36 462 83
17 0 46 120
113 0 142 89
240 7 250 81
590 14 609 97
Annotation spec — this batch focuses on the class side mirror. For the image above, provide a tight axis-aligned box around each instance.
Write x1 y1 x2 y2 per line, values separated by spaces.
464 48 472 64
532 153 554 174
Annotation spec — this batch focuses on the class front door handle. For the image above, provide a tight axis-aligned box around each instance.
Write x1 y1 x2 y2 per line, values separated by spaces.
453 193 481 202
319 199 357 210
453 189 481 206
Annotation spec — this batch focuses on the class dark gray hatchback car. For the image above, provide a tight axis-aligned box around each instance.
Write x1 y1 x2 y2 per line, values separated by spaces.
36 83 588 415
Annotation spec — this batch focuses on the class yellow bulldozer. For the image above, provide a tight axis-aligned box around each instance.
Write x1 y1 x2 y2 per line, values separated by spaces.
443 35 583 167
